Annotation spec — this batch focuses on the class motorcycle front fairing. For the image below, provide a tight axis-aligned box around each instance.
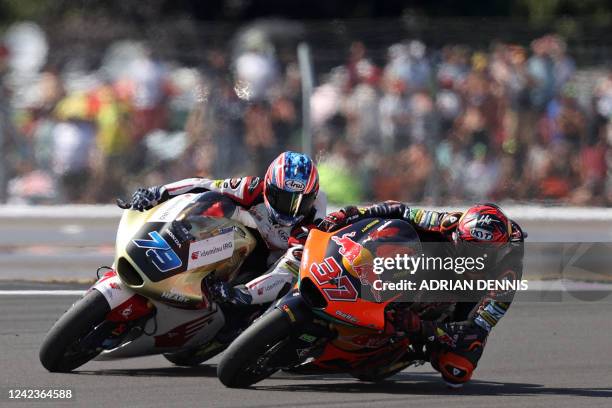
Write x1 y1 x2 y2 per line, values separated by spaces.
269 218 423 371
91 192 257 358
298 219 421 330
112 192 257 309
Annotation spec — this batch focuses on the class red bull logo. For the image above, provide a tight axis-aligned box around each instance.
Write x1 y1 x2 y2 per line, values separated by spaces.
332 231 381 302
331 232 362 264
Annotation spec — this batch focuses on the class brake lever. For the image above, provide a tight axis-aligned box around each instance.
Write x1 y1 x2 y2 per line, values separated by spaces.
116 198 132 209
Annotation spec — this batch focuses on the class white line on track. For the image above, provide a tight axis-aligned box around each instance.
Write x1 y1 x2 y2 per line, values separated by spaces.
0 290 85 296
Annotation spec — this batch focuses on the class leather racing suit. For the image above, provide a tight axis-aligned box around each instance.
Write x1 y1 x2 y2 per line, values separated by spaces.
320 201 526 387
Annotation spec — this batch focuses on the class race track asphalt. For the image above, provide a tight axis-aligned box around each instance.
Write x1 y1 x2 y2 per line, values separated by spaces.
0 289 610 408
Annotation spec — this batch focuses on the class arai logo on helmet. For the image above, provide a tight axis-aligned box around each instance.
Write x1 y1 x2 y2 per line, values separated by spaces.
470 228 493 241
284 179 306 191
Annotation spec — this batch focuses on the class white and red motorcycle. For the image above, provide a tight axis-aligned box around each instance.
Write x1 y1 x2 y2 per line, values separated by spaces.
40 192 263 372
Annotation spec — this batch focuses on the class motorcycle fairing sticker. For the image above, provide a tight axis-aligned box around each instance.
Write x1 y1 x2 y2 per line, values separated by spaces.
187 228 234 270
128 222 190 282
133 231 183 273
326 222 369 298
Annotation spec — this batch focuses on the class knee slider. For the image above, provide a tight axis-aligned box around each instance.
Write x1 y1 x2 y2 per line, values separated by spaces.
432 350 476 384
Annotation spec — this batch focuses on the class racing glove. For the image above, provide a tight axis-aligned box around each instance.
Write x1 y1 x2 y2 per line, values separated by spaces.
129 186 165 211
288 224 316 248
207 279 253 306
318 206 364 231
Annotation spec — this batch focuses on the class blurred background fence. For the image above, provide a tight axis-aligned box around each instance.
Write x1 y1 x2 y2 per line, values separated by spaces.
1 11 611 206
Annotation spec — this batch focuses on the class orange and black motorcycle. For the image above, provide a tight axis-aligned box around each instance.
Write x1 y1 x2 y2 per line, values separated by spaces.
217 218 430 388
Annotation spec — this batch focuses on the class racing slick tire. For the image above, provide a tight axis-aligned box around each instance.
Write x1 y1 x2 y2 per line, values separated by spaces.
217 308 292 388
40 290 110 372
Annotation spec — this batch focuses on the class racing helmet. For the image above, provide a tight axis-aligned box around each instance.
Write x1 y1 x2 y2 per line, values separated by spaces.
452 203 512 265
263 151 319 226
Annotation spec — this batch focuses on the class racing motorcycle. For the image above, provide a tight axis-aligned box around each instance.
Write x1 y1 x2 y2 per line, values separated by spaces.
40 191 263 372
217 218 433 388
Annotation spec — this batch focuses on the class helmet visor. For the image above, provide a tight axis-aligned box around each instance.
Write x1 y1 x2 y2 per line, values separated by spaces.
266 183 317 218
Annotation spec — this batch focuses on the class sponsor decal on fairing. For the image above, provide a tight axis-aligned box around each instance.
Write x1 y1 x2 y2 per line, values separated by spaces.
133 231 182 273
187 229 234 270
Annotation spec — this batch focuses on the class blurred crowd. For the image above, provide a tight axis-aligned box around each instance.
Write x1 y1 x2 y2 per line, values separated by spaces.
314 35 612 206
1 22 611 206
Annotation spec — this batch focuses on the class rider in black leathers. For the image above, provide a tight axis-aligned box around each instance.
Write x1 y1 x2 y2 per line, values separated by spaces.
318 201 526 387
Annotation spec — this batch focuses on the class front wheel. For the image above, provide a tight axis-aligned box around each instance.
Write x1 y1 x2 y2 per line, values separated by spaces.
217 309 292 388
40 290 110 372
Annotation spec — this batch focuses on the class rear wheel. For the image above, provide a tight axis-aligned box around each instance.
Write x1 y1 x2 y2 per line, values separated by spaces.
217 309 292 388
40 290 110 372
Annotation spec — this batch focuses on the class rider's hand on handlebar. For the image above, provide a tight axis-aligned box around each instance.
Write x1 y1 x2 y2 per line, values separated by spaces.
206 277 252 306
207 279 233 303
129 186 164 211
317 206 363 232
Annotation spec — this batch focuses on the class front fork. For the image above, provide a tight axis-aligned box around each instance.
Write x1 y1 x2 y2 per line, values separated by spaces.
88 270 156 350
267 290 335 367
